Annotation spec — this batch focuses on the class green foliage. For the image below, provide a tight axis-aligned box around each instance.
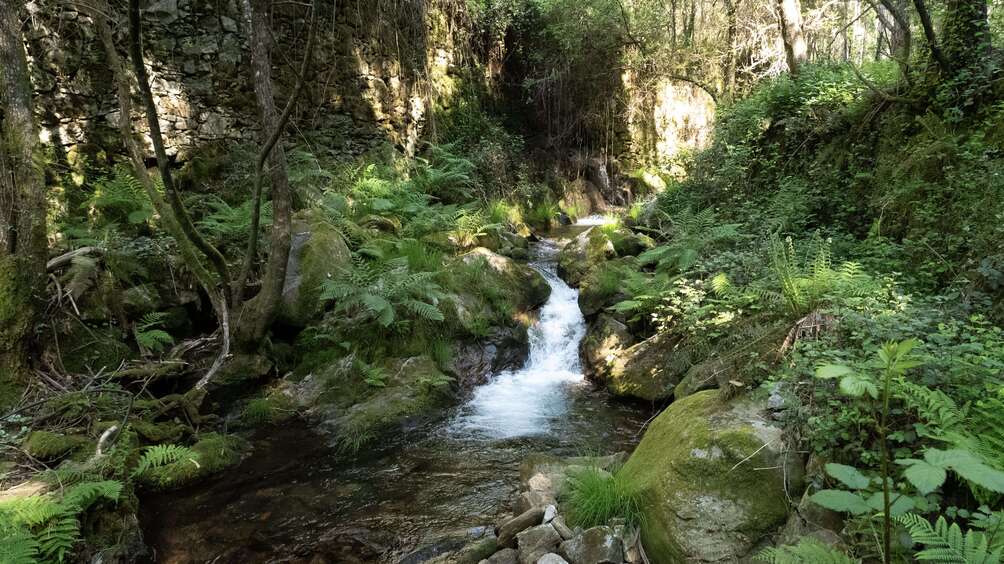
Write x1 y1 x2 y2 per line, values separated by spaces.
84 165 154 228
0 481 122 564
640 207 740 273
133 312 173 353
756 540 859 564
131 444 196 478
768 234 875 316
562 467 641 529
195 196 273 249
320 255 446 331
897 513 1004 563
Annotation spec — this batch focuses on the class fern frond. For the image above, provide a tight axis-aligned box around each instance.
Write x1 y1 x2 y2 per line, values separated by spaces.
132 444 195 478
756 539 859 563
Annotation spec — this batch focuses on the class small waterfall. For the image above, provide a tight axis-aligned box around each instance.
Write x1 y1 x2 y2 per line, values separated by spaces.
448 238 587 439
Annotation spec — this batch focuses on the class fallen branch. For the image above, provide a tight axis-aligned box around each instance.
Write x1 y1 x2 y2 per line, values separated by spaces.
46 246 103 271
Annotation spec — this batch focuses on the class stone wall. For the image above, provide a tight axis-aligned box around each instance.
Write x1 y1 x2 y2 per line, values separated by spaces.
622 72 717 172
24 0 479 163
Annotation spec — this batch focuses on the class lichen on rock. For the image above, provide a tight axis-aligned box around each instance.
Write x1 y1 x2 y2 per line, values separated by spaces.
617 390 804 563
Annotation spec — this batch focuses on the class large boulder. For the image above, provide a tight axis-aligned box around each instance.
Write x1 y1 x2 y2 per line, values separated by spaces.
576 257 638 317
557 228 615 287
617 391 804 563
580 314 635 381
459 248 550 311
286 355 454 447
559 526 623 564
277 211 352 327
600 332 686 402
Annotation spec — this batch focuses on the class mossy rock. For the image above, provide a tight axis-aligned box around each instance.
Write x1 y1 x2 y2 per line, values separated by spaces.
131 420 189 443
618 391 804 563
577 256 639 317
277 210 352 327
332 356 453 449
557 227 615 287
211 352 274 391
603 331 686 402
458 247 550 310
23 431 90 460
580 314 635 381
136 432 246 490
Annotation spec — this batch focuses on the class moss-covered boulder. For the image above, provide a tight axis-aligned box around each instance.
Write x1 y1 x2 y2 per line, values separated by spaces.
618 391 804 563
277 211 352 327
576 257 638 317
23 431 90 460
557 227 615 287
580 314 635 381
459 247 550 310
289 354 455 449
600 332 687 402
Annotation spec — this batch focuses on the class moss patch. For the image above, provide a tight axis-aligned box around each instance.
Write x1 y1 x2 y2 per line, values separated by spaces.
618 391 792 563
23 431 90 460
136 433 246 490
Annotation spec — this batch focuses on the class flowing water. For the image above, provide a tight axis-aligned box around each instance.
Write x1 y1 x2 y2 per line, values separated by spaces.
141 223 650 564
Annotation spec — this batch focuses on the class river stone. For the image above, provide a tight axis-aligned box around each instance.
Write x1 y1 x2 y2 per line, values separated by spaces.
543 505 557 523
580 314 635 381
537 553 569 564
617 391 805 563
498 507 545 548
481 548 518 564
559 526 623 564
551 516 575 541
602 332 685 401
556 227 615 287
516 524 562 564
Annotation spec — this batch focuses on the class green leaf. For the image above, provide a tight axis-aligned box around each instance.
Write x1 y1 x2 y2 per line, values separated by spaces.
903 461 947 495
839 373 879 399
825 463 871 490
864 492 915 516
816 364 855 379
810 489 872 515
951 461 1004 494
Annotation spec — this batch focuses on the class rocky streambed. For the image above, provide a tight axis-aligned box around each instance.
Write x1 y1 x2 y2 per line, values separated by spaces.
140 230 653 563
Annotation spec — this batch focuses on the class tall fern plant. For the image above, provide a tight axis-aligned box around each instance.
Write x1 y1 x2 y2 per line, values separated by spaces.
320 255 446 336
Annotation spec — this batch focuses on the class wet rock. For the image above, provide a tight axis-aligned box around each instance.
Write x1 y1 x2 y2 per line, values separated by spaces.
481 548 518 564
516 524 562 564
537 553 569 564
498 507 545 548
617 391 805 563
460 247 550 310
580 314 635 381
557 227 615 287
559 526 623 564
448 326 530 389
602 332 685 402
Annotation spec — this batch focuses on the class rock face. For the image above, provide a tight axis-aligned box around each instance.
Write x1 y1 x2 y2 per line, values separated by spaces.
557 228 615 287
516 524 562 564
617 391 804 563
559 526 623 564
599 332 685 402
277 212 352 327
580 314 635 382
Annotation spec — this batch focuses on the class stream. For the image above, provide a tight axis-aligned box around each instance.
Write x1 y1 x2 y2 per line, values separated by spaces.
140 223 651 563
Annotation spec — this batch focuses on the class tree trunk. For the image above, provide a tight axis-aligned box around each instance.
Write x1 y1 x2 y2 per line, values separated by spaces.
941 0 990 72
0 2 47 406
776 0 807 76
723 0 738 97
233 0 313 348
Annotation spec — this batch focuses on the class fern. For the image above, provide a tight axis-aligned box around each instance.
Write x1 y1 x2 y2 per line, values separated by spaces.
768 234 876 315
320 255 445 331
641 207 740 273
134 311 174 353
756 540 860 563
85 165 154 227
132 444 195 478
0 527 40 564
898 514 1003 563
196 197 273 247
